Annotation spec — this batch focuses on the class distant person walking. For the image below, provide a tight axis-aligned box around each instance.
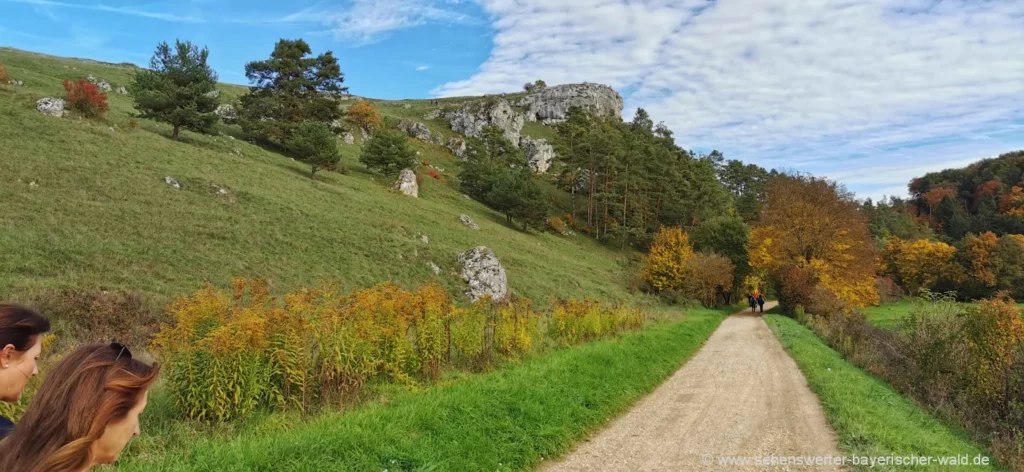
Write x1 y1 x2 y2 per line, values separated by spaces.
747 293 756 313
0 304 51 439
754 291 765 313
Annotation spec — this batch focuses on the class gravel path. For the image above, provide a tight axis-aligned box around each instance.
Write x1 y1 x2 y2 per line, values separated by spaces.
541 303 844 471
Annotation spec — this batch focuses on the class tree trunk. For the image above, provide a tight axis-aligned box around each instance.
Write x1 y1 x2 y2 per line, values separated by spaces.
311 165 318 179
172 125 180 140
621 165 629 250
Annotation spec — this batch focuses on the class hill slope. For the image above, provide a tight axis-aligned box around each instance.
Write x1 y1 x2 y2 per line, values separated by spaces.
0 47 645 307
909 150 1024 239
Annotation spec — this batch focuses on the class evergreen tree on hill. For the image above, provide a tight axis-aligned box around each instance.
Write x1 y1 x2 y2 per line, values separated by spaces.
131 40 219 140
238 39 347 144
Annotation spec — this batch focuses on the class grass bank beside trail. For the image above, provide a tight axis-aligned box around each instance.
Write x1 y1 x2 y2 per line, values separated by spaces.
766 314 1001 471
864 300 1024 329
118 312 725 471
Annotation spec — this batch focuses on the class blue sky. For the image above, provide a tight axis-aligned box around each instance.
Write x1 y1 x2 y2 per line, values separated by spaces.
3 0 1023 201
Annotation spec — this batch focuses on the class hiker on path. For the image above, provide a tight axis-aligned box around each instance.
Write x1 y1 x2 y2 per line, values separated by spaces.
747 293 756 313
755 292 765 313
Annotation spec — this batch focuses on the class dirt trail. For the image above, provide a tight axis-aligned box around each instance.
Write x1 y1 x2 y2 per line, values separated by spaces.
542 303 844 471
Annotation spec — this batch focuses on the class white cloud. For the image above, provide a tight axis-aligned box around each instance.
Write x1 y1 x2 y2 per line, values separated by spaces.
416 65 430 71
433 0 1024 198
285 0 475 45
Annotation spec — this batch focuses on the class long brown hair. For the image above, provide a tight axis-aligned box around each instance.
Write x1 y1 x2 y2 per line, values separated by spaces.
0 344 159 472
0 304 51 351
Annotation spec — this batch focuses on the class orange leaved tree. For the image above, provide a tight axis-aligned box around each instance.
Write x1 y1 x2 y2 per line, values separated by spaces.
748 174 879 310
346 99 382 132
963 231 1000 287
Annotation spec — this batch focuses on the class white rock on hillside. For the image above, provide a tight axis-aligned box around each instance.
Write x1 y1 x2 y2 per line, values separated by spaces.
86 75 112 92
446 137 467 159
397 119 432 141
341 132 355 144
164 176 181 189
215 104 237 123
115 86 128 95
427 261 442 275
457 246 507 302
521 136 554 174
516 83 623 124
447 99 524 147
459 214 479 230
35 98 67 117
393 169 418 197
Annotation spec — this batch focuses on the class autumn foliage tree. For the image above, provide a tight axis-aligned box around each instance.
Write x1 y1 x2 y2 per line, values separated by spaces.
999 186 1024 216
683 253 735 307
640 226 694 293
920 186 958 218
961 294 1024 402
962 231 1000 287
346 100 382 132
748 174 879 311
62 79 109 118
882 238 962 293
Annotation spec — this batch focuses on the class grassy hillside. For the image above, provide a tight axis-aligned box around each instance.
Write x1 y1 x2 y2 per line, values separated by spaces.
0 47 643 308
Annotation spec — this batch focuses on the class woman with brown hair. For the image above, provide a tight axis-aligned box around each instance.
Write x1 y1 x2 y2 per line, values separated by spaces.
0 304 51 438
0 342 159 472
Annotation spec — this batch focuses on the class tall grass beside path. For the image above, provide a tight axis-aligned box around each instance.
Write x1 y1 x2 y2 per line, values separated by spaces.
117 312 725 471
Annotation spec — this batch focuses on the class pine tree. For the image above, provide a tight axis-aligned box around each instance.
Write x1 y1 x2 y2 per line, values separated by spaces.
131 40 219 140
238 39 347 143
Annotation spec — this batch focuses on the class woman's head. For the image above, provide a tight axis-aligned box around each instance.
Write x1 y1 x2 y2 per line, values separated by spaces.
0 304 51 402
0 343 159 472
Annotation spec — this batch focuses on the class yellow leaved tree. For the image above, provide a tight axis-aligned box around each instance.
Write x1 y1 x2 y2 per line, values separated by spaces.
882 237 963 293
747 174 879 310
640 226 694 292
963 231 999 287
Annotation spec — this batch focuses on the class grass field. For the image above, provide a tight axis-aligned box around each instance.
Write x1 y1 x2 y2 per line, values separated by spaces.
114 310 728 471
0 47 643 311
766 313 1002 471
864 300 1024 329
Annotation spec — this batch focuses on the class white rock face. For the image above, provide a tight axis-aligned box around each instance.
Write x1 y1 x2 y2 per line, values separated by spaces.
459 214 480 230
446 137 467 159
447 99 524 147
341 132 355 144
215 104 237 123
397 119 432 141
36 98 67 117
393 169 419 197
457 246 508 302
115 86 128 95
515 83 623 124
521 136 555 174
164 176 181 189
